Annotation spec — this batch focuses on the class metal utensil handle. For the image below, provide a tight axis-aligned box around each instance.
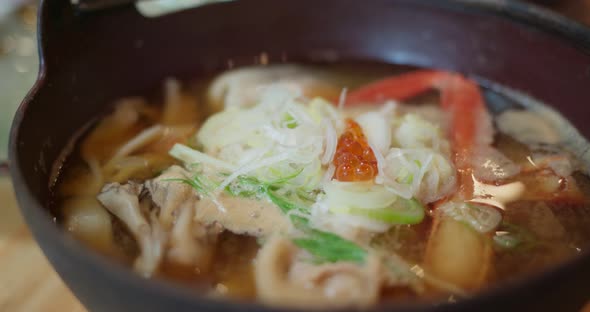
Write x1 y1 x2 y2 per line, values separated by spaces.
72 0 137 12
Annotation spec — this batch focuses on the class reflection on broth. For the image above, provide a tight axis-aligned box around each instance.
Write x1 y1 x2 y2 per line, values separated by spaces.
54 63 590 308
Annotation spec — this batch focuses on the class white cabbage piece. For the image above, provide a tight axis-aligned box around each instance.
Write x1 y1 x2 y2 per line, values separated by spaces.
371 113 456 203
196 108 243 155
197 86 343 191
394 114 450 155
399 104 447 130
354 103 395 154
418 153 457 203
379 148 455 203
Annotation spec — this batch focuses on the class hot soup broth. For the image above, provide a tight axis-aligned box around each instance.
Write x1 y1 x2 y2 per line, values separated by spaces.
54 64 590 307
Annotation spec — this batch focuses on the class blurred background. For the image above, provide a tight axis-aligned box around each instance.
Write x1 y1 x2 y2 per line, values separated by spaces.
0 0 589 311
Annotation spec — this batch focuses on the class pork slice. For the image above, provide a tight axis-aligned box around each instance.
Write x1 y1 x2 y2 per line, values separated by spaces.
254 236 382 308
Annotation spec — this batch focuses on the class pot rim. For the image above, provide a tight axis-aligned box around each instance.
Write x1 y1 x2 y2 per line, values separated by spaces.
9 0 590 311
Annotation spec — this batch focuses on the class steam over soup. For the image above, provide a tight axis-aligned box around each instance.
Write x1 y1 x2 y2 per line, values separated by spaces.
54 64 590 308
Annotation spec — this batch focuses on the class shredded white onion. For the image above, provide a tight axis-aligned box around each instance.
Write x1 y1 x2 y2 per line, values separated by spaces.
216 152 292 191
210 196 227 213
169 143 236 171
309 200 390 235
378 112 457 203
337 87 347 111
321 118 337 165
380 100 398 115
381 148 434 200
369 142 387 185
322 164 336 184
355 111 392 154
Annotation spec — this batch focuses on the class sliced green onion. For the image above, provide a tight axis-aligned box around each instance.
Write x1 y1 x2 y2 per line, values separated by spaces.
395 167 414 184
296 188 320 202
282 113 298 129
267 188 307 215
165 174 218 197
169 143 236 171
331 198 425 225
225 175 267 198
493 234 521 250
266 167 304 185
167 158 368 265
325 181 398 210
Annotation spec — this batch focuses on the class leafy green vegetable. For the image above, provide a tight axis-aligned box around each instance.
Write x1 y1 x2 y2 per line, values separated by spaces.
493 222 536 252
293 232 366 264
493 234 521 250
223 170 311 216
169 169 367 265
267 188 367 264
286 213 367 264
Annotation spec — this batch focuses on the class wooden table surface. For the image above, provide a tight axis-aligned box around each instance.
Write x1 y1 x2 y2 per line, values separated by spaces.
0 177 85 312
1 1 590 312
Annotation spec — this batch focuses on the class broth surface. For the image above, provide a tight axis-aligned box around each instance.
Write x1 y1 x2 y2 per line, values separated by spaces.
54 63 590 307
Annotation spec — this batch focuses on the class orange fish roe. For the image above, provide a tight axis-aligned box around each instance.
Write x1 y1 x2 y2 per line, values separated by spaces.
333 119 379 181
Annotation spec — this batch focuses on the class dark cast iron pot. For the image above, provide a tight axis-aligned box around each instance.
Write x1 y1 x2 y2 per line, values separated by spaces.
9 0 590 311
